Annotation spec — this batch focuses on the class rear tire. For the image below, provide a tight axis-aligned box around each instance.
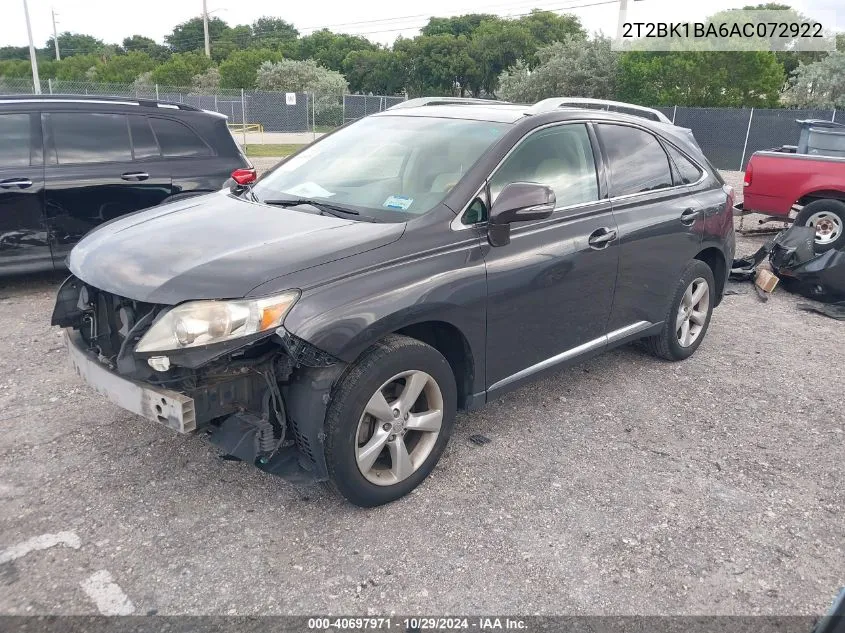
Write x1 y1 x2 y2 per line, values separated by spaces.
794 199 845 252
642 259 716 361
324 335 457 507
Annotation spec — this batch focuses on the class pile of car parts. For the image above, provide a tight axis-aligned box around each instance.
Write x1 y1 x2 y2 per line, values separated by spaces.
730 225 845 319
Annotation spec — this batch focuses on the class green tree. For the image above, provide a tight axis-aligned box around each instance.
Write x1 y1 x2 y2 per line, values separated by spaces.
46 32 105 58
343 49 405 94
151 51 212 86
468 20 534 95
191 67 221 92
122 35 171 61
53 54 103 80
255 58 348 94
296 30 378 72
618 51 784 107
94 51 157 83
165 16 230 53
219 48 283 89
782 51 845 108
516 10 585 51
251 17 299 50
394 34 478 97
421 14 499 38
0 46 29 61
0 59 32 78
498 35 618 102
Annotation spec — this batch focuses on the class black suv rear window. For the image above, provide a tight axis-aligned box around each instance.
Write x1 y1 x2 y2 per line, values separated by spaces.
150 118 212 157
597 124 673 196
49 113 132 164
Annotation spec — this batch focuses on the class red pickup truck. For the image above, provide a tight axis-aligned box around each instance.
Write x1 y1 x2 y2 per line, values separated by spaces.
739 119 845 252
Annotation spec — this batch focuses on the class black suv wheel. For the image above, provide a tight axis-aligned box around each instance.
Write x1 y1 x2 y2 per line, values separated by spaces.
324 335 457 507
642 259 716 361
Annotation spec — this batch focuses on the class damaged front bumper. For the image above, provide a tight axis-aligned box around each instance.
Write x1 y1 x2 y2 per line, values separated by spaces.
65 329 197 433
56 276 346 484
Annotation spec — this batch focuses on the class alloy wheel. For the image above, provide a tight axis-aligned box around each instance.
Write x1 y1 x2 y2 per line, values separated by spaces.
676 277 710 348
355 370 444 486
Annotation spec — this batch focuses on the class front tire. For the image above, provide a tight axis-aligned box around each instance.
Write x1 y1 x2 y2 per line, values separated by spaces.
324 335 457 507
643 259 716 361
794 199 845 252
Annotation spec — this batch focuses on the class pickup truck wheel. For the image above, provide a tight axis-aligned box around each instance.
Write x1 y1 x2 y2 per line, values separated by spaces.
794 200 845 252
642 260 715 361
324 335 457 507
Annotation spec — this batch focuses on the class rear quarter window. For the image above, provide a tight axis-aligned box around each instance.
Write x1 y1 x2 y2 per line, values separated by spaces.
48 112 132 164
0 113 32 167
150 117 213 157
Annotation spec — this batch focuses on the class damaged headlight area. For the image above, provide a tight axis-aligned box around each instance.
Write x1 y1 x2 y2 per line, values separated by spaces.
136 290 301 353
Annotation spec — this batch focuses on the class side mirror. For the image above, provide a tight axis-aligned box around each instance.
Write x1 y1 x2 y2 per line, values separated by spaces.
487 182 556 247
228 167 257 192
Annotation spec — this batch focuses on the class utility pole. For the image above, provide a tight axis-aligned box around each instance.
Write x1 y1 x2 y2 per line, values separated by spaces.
202 0 211 57
51 8 60 60
616 0 629 42
23 0 41 94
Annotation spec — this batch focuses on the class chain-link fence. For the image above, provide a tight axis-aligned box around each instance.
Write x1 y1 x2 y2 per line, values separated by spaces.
0 77 405 138
0 77 839 168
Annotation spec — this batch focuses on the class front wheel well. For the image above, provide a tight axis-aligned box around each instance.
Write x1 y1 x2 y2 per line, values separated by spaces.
694 248 727 305
395 321 474 411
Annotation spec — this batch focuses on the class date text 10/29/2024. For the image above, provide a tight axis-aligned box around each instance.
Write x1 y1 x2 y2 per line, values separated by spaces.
307 617 528 630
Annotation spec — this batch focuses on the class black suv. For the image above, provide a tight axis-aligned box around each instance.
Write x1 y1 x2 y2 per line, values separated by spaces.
0 94 252 274
53 97 735 507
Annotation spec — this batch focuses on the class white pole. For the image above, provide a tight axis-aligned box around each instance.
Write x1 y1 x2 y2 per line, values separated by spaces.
51 9 60 60
48 78 52 94
739 107 754 171
311 93 316 141
23 0 41 94
155 83 159 100
832 109 837 123
202 0 211 58
616 0 629 43
672 105 677 124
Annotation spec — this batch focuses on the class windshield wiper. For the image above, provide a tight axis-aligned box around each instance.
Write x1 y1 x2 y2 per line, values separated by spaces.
261 197 377 222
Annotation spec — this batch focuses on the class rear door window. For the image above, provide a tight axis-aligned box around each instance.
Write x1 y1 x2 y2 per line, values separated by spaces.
0 113 32 167
150 118 212 157
48 112 132 164
666 144 703 185
597 124 673 197
129 115 160 160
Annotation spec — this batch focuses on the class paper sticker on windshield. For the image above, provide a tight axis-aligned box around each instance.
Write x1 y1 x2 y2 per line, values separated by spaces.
284 182 335 198
383 195 413 210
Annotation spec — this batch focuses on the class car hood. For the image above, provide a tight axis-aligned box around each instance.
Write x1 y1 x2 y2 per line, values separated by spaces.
68 191 405 304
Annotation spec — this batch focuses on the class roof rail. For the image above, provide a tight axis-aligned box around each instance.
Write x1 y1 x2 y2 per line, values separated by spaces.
526 98 671 124
389 97 511 110
0 94 201 112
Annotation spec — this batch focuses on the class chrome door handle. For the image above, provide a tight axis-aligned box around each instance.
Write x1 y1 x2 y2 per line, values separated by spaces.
588 227 617 249
121 172 149 181
0 178 33 189
680 208 702 225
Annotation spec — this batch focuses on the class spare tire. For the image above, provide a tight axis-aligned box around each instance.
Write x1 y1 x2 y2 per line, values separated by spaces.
794 199 845 252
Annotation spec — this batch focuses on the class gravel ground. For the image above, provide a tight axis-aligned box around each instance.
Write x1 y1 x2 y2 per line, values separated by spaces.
0 171 842 616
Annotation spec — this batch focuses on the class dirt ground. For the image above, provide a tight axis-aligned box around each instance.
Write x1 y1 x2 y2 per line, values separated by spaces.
0 170 842 616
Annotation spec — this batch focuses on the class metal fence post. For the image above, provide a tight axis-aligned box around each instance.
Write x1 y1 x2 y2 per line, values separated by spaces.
342 95 346 124
739 107 754 171
155 84 159 100
47 78 52 94
832 109 837 123
241 88 247 148
312 92 316 141
214 93 218 112
672 105 677 124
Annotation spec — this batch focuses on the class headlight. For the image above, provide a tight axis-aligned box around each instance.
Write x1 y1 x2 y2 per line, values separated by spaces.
135 290 300 353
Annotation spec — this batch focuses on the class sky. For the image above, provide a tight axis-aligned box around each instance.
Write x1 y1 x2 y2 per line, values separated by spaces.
2 0 843 49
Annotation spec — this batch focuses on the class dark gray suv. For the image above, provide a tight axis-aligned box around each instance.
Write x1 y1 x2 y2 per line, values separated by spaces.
53 97 736 506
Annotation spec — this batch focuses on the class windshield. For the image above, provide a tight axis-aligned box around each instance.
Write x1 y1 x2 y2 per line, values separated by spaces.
252 115 509 220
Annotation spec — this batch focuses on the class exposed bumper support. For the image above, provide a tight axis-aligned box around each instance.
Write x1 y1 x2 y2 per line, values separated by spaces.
65 330 197 433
